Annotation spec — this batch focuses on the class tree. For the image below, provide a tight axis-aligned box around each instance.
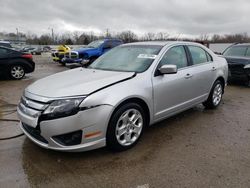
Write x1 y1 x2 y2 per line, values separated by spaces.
116 31 138 43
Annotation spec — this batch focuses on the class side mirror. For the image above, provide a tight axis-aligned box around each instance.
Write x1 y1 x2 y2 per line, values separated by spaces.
158 64 177 75
214 52 222 55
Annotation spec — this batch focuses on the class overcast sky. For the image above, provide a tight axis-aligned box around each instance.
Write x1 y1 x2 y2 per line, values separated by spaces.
0 0 249 38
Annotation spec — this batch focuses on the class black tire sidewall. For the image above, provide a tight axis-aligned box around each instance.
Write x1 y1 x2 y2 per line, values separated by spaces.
204 80 223 109
106 103 146 151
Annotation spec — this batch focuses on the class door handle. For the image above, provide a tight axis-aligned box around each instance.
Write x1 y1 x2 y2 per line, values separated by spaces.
184 73 193 79
211 67 217 71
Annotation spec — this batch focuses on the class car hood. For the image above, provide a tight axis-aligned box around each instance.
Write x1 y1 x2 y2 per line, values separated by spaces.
26 68 135 98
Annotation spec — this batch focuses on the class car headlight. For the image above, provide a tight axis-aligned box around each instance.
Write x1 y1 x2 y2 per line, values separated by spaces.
41 98 85 120
244 64 250 69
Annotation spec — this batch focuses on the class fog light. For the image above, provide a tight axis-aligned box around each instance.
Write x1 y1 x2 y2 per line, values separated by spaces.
52 130 82 146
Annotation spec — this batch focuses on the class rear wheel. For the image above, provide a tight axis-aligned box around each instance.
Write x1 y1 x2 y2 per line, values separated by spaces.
10 65 25 80
106 103 146 151
203 80 223 109
246 77 250 87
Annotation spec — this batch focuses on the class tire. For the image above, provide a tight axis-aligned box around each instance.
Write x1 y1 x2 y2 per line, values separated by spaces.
9 65 25 80
59 61 65 66
203 80 224 109
106 103 146 151
245 77 250 87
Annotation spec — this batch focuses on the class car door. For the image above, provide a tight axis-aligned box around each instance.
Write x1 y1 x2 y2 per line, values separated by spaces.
0 48 11 75
152 45 197 121
186 45 216 99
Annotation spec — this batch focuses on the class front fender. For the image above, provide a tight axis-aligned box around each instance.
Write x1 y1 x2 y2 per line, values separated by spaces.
80 73 154 125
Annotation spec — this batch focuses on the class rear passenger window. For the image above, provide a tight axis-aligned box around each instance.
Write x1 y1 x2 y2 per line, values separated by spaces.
0 48 8 58
160 46 188 69
246 48 250 57
188 46 209 65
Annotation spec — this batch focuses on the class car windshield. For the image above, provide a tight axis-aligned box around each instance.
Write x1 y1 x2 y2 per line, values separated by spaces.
87 40 104 48
89 45 162 73
223 46 247 57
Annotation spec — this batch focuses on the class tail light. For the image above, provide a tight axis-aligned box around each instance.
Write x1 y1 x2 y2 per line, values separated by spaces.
22 54 33 59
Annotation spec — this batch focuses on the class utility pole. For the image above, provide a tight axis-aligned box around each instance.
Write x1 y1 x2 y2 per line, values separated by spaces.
48 27 54 44
106 28 109 38
16 28 19 43
51 28 54 44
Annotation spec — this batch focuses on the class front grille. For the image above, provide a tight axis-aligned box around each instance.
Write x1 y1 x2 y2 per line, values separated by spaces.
228 64 244 75
23 123 48 144
65 52 70 58
19 96 48 118
70 52 78 59
54 52 59 57
58 54 64 59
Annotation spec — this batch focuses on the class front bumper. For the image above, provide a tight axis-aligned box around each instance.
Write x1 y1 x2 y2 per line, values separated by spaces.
52 57 60 62
228 64 250 81
18 104 113 152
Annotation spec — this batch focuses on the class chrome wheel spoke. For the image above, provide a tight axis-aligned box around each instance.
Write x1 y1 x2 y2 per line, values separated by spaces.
11 66 24 79
121 112 129 124
117 125 126 137
125 133 131 143
132 125 141 135
212 84 222 106
131 113 140 124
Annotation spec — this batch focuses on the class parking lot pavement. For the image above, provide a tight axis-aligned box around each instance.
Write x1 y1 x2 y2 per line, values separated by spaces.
0 55 250 188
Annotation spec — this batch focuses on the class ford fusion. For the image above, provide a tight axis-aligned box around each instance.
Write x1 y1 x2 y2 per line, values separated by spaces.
17 41 228 152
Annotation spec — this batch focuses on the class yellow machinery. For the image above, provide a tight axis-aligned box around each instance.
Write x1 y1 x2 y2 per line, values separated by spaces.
51 45 71 64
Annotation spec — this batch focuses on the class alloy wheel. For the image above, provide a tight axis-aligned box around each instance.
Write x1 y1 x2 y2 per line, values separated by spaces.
11 66 25 79
115 109 143 146
212 83 222 106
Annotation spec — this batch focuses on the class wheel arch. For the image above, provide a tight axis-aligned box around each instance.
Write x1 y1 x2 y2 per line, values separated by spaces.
8 59 30 72
110 97 151 127
216 76 225 93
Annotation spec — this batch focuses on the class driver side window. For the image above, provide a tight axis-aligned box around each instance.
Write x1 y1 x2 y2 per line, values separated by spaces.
159 46 188 69
0 48 9 58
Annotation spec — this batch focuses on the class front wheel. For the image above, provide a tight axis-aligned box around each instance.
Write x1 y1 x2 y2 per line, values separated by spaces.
10 65 25 80
203 80 223 109
106 103 146 151
245 77 250 87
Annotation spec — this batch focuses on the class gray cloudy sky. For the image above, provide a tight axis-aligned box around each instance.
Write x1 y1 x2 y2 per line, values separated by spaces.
0 0 250 37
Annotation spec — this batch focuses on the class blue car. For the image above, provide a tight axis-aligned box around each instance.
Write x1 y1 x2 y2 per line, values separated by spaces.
63 39 123 68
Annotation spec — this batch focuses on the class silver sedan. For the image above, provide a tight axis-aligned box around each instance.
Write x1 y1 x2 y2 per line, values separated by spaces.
17 41 228 152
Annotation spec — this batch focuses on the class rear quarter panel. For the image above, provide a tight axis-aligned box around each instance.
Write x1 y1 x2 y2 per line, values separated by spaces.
214 55 228 85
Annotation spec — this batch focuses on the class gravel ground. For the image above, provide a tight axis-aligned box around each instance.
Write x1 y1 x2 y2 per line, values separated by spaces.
0 54 250 188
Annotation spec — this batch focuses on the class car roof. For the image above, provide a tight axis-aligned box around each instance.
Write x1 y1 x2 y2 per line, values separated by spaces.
122 41 202 47
104 38 123 42
0 41 11 44
232 43 250 47
0 46 19 52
